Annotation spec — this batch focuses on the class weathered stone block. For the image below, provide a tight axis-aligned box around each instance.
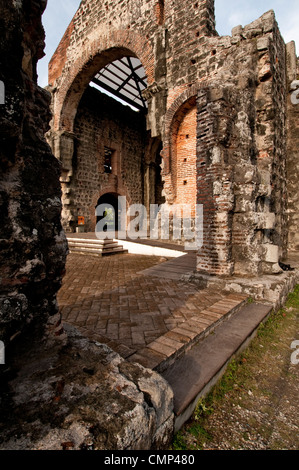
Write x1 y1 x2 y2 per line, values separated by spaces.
0 326 174 450
262 243 279 263
254 212 276 230
257 37 269 51
231 25 243 37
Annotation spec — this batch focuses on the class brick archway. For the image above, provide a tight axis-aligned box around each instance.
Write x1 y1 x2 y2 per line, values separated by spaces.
48 29 154 234
161 85 199 204
49 30 155 135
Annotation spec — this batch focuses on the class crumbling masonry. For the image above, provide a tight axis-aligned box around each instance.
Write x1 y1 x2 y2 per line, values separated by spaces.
0 1 175 450
0 0 298 451
0 0 67 348
48 0 299 278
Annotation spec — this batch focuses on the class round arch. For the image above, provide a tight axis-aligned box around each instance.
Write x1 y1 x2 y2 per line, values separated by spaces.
90 187 132 234
161 87 198 204
51 29 155 135
96 193 121 232
162 84 199 174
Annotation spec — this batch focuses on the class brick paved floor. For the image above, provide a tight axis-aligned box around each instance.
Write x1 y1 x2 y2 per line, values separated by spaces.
58 252 227 362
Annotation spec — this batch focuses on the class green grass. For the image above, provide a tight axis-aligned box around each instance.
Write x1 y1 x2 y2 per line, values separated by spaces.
171 284 299 450
257 284 299 339
285 284 299 309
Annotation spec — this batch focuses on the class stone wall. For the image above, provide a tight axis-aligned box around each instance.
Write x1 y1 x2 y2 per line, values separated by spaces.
48 1 298 277
0 1 175 450
163 10 290 276
66 86 147 232
0 0 67 349
286 42 299 252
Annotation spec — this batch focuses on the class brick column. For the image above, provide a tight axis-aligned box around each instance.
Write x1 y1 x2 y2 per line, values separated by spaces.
196 88 234 276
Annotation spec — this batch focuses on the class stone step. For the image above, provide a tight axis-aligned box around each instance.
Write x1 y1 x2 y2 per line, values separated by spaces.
67 237 118 246
68 247 128 257
160 301 273 432
102 247 128 256
68 241 104 247
127 293 249 373
67 237 128 256
68 241 120 249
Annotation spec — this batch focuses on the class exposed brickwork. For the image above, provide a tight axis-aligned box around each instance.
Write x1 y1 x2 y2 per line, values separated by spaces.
48 1 298 277
65 86 147 231
155 0 165 25
175 106 197 215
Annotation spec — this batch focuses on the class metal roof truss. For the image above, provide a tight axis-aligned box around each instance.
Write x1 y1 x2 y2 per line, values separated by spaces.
91 57 148 112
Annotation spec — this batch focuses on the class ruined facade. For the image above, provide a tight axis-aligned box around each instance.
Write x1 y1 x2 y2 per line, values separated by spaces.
0 0 298 451
0 1 175 450
48 0 299 278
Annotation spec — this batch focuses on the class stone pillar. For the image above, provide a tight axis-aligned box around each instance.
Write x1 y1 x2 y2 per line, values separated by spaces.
286 41 299 252
47 128 77 232
196 88 234 276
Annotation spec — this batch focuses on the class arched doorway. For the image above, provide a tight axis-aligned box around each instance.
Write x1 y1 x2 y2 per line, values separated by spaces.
53 49 166 234
66 51 165 235
96 193 120 233
175 104 197 218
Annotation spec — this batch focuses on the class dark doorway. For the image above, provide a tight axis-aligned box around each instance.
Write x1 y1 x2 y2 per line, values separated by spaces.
96 193 120 233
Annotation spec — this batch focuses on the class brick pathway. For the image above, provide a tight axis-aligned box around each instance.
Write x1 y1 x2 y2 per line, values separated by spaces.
58 252 230 364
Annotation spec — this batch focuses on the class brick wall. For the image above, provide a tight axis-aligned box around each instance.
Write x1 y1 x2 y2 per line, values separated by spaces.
65 86 147 231
175 106 197 215
48 1 296 276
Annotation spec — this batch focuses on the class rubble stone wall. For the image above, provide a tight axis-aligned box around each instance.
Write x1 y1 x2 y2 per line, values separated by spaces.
68 86 147 232
0 0 67 348
162 9 291 276
48 1 298 276
286 43 299 252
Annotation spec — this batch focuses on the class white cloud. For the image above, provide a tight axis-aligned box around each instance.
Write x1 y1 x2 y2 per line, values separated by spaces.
227 12 247 29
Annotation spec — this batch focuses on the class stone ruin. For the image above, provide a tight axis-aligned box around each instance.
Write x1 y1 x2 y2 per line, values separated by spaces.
0 0 298 450
0 0 174 450
47 0 299 277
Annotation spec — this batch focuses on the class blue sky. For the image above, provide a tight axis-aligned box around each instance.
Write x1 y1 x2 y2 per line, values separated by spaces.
38 0 299 87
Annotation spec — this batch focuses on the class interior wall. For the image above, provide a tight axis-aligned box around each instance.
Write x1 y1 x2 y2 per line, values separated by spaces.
175 106 197 217
71 86 147 232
